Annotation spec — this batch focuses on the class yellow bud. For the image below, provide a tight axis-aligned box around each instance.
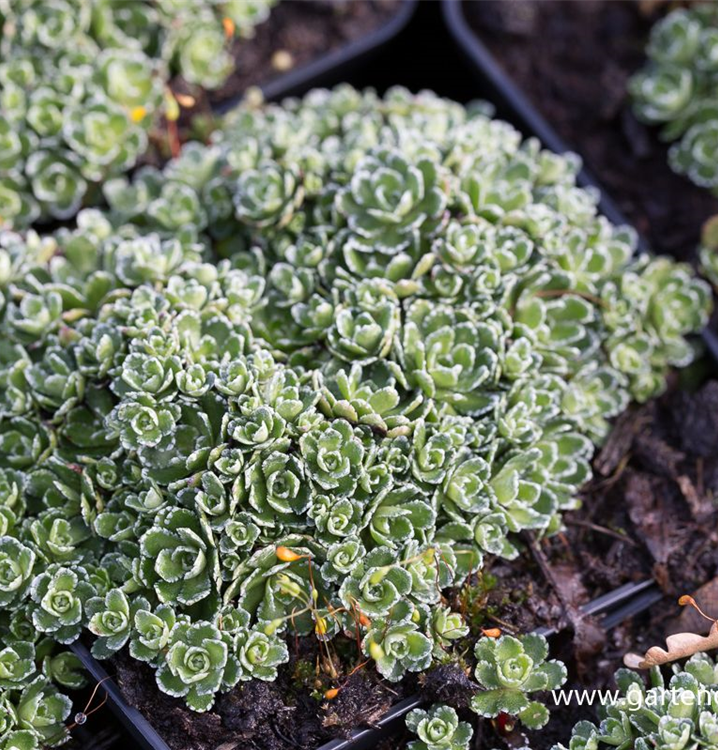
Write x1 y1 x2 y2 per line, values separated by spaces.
411 607 421 623
369 642 384 661
130 106 147 123
276 574 303 599
164 91 180 122
315 617 328 636
422 548 435 564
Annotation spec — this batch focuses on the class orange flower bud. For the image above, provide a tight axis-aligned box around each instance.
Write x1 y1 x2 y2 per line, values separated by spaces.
358 613 371 628
276 546 302 562
481 628 502 638
324 688 339 700
174 93 196 108
222 17 235 38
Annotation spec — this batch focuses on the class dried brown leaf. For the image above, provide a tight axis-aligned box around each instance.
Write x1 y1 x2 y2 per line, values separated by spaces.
623 621 718 669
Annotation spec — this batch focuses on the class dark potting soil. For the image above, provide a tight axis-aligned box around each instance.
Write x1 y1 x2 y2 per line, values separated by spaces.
114 634 416 750
170 0 401 120
212 0 401 104
559 376 718 599
478 376 718 750
521 377 718 749
462 0 718 264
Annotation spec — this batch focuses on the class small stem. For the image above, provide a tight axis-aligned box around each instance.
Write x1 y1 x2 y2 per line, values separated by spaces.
679 595 717 623
167 118 180 158
486 615 518 634
565 518 639 547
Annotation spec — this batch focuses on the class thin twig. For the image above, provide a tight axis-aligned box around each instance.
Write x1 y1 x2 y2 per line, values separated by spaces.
565 518 639 547
486 614 519 634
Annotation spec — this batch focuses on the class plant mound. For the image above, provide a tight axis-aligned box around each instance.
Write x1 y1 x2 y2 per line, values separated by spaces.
0 86 711 730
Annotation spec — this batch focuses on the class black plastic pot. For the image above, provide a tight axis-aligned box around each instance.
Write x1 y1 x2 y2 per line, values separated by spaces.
70 641 168 750
70 579 662 750
441 0 718 362
213 0 418 113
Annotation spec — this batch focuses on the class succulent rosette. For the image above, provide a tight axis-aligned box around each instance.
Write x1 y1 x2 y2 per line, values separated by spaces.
137 507 220 609
471 633 567 729
406 704 473 750
362 601 433 682
155 621 238 712
28 565 96 644
0 538 36 609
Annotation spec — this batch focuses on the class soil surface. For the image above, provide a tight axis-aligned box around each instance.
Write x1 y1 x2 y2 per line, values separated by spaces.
114 632 417 750
528 377 718 749
111 375 718 750
463 0 718 264
170 0 401 120
562 378 718 598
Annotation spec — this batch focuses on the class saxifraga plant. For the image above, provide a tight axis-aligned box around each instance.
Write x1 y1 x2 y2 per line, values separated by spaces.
0 86 711 723
406 703 473 750
630 4 718 193
0 0 275 228
471 632 566 729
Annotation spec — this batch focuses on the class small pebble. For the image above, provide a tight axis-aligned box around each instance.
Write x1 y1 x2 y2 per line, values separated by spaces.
272 50 294 72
